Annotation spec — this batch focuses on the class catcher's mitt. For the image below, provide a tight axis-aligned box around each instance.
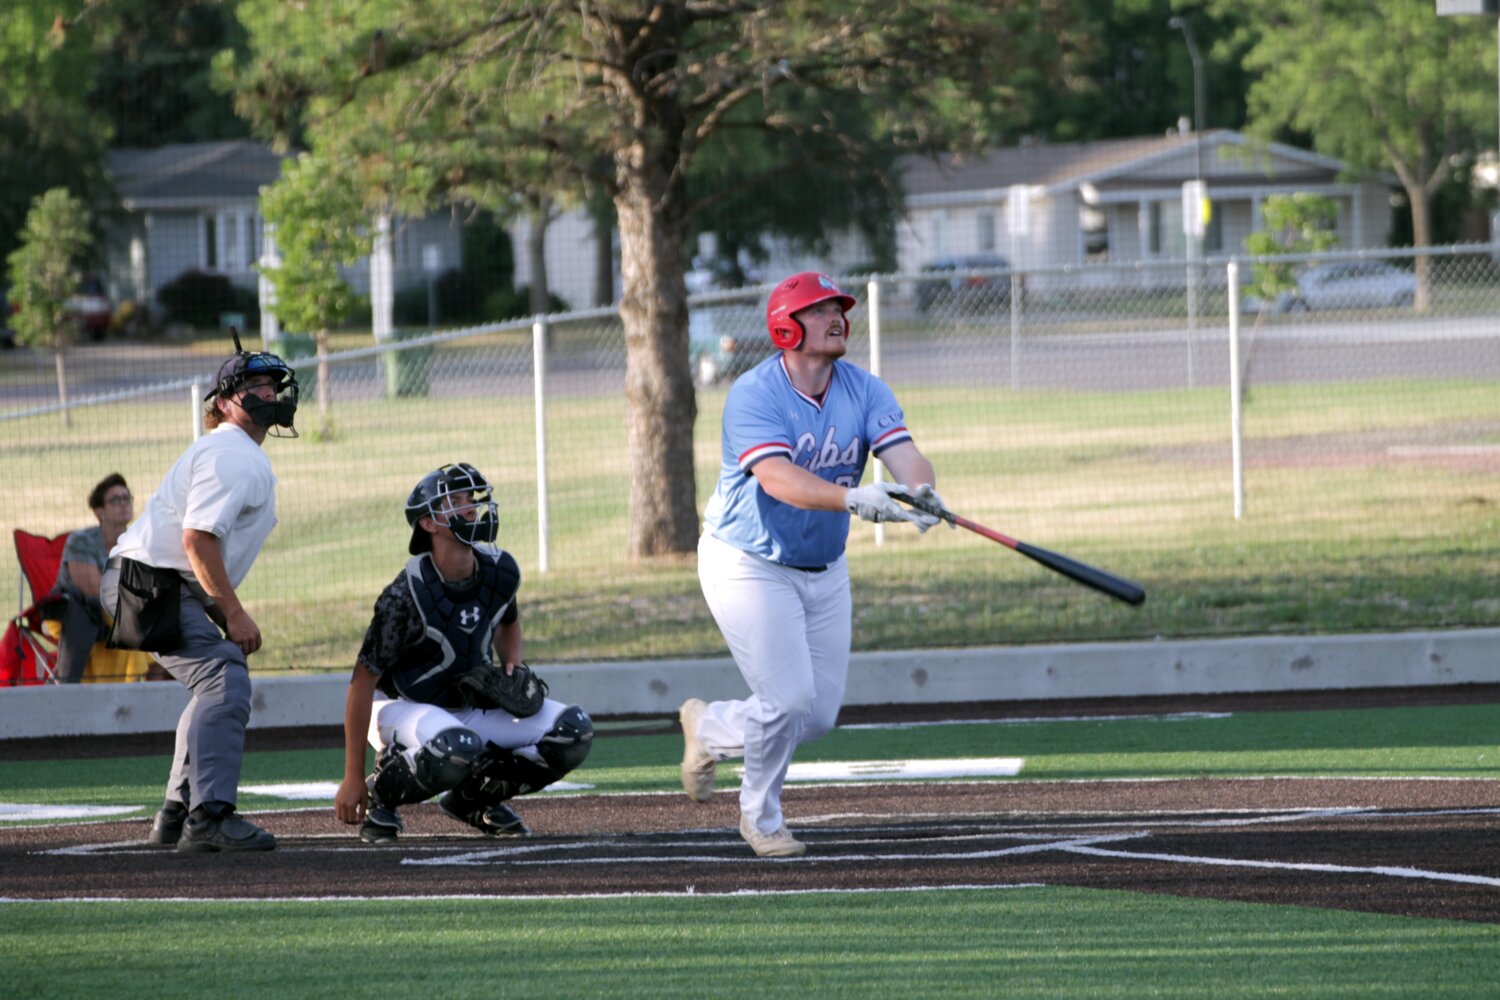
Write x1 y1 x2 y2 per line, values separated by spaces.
454 662 548 716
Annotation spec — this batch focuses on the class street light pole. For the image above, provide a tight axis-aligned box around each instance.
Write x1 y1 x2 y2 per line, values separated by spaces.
1169 15 1206 387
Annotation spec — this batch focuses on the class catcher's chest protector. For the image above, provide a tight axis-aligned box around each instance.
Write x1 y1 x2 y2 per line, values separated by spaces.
393 550 520 706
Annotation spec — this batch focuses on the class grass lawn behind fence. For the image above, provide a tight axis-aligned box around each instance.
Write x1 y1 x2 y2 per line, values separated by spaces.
1 377 1495 668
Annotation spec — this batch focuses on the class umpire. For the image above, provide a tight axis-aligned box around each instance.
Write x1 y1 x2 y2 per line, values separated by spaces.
101 347 299 854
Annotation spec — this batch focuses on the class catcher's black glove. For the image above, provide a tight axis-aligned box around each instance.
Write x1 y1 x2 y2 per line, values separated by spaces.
454 661 548 717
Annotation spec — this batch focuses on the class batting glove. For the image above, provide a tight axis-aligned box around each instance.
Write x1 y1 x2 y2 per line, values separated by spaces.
844 482 941 530
911 483 956 530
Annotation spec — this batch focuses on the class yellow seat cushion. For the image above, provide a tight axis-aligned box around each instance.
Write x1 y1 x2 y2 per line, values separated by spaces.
40 619 156 683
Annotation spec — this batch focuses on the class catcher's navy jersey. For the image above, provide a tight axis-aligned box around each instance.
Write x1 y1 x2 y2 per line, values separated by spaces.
704 354 912 567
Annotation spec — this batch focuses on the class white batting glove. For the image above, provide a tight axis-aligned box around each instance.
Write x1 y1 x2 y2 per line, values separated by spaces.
911 483 956 530
844 482 941 530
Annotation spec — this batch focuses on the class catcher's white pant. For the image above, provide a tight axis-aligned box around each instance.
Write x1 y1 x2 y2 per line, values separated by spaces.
695 531 852 836
370 695 570 772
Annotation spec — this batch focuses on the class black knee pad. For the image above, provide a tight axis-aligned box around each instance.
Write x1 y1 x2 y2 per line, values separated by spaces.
370 728 482 808
414 727 483 793
536 705 593 776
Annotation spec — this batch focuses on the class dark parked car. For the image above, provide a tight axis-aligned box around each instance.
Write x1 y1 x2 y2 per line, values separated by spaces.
914 254 1013 313
690 304 771 387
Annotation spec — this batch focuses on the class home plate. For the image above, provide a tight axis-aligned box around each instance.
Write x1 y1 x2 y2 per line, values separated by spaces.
239 780 593 801
740 758 1025 782
0 803 143 821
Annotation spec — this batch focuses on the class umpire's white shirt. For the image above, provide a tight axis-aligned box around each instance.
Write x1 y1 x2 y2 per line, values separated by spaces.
111 423 278 587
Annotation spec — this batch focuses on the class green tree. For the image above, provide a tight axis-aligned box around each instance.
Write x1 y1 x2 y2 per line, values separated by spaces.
1221 0 1494 308
224 0 1083 557
0 2 114 267
257 153 372 440
1243 193 1340 308
87 0 251 147
6 188 93 427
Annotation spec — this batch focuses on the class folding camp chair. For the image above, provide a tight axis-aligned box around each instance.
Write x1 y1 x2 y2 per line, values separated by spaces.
1 529 156 685
2 529 71 685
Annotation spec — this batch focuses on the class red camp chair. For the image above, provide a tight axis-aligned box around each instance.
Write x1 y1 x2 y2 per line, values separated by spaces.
1 529 71 686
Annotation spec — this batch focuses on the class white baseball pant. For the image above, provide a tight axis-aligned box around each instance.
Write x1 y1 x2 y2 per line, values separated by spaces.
370 695 570 772
695 531 852 835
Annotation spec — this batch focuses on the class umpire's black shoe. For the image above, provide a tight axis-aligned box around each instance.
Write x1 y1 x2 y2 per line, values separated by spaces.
147 800 189 847
177 804 276 854
438 793 531 838
359 806 404 845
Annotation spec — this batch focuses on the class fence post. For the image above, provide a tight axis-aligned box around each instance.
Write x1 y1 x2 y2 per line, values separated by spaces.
532 317 550 573
1227 259 1244 519
191 380 203 440
1009 270 1022 391
867 278 886 547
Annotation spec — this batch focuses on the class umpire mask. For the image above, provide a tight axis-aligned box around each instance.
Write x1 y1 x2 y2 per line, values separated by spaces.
207 351 301 437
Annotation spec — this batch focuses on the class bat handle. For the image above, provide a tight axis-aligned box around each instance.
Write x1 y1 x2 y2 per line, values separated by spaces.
888 489 957 525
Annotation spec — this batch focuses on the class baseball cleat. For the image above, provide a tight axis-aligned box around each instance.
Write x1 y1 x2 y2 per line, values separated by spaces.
739 815 806 858
679 698 716 803
176 810 277 854
147 801 189 847
438 794 531 838
359 806 404 845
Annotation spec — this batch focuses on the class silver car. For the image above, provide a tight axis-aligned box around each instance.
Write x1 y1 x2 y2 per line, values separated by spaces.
1246 261 1417 313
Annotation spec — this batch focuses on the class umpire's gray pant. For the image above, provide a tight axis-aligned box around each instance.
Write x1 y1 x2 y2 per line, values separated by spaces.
101 567 253 808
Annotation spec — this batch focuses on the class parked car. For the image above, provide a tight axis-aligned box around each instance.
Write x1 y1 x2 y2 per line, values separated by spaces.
66 274 114 340
689 304 771 387
914 254 1013 313
1244 261 1417 313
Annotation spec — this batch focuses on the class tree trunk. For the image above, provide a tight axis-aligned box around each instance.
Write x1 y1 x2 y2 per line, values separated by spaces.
315 329 332 438
527 197 553 315
1407 184 1432 313
53 341 71 429
615 157 699 558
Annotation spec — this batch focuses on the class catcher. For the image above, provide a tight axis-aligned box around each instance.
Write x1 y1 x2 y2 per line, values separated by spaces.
333 462 593 844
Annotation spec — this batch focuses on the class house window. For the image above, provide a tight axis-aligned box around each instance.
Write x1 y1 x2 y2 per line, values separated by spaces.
977 212 996 253
1148 202 1161 256
203 215 218 270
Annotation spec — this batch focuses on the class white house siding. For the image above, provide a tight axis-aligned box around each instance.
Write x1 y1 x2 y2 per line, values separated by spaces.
510 210 605 311
146 213 204 296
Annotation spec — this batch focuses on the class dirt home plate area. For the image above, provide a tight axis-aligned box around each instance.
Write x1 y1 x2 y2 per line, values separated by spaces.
3 688 1499 923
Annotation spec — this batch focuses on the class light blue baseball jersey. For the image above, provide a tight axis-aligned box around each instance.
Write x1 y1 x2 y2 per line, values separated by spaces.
704 354 913 567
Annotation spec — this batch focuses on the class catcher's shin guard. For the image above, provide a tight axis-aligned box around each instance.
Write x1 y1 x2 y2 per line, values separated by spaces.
368 728 484 810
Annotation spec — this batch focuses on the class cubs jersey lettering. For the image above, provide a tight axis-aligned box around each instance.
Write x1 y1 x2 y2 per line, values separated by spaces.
704 354 912 567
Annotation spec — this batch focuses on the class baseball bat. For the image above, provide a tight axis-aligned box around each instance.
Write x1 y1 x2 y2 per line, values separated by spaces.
891 491 1146 606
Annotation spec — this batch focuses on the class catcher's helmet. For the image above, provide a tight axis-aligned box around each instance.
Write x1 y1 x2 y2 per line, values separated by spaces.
765 272 856 350
405 462 499 554
205 350 300 433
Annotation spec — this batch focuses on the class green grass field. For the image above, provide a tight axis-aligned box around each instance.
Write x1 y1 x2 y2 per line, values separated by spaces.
3 371 1496 668
4 700 1499 997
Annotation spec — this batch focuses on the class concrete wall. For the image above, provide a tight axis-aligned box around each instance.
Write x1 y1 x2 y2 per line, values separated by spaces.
3 629 1496 740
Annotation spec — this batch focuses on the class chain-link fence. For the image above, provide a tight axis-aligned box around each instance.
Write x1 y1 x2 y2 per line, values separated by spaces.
3 245 1497 677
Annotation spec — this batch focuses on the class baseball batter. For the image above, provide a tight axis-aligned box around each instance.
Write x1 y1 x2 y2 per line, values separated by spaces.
681 271 950 857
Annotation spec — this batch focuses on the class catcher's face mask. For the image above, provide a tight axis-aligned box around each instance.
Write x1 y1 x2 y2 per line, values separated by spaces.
406 462 499 553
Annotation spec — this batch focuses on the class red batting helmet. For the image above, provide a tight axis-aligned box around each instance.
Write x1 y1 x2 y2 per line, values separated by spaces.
765 272 856 350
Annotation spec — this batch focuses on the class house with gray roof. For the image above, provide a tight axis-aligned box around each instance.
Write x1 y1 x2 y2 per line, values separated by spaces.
103 140 464 312
895 129 1394 286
